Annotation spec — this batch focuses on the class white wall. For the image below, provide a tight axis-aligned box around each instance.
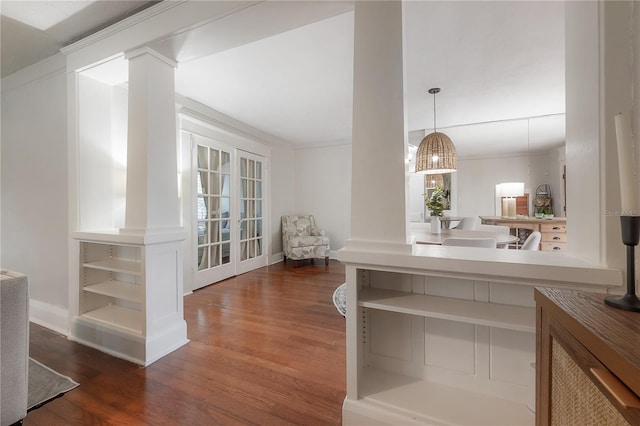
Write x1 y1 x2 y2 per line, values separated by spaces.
78 75 115 230
76 75 128 231
111 85 128 229
294 144 351 256
270 145 295 258
455 150 563 217
1 57 70 332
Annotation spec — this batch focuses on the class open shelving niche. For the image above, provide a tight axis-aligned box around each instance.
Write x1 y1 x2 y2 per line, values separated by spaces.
343 267 537 426
79 241 144 335
71 231 188 366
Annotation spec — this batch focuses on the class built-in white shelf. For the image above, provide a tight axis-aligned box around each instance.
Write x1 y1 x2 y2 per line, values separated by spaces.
82 305 142 335
355 368 534 426
359 288 535 333
83 259 142 275
84 280 142 303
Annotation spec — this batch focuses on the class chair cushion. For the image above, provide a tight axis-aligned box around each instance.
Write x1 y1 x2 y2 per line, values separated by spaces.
290 235 330 247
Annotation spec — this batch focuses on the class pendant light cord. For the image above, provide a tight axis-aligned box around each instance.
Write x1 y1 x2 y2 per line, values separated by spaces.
433 92 437 133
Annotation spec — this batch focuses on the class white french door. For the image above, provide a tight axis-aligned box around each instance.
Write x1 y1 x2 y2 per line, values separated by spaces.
236 150 266 275
191 135 267 289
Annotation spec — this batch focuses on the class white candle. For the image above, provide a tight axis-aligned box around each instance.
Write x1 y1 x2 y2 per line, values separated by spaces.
507 198 517 218
615 113 639 215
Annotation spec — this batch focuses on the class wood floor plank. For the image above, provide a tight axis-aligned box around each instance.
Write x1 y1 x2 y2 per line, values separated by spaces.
24 260 346 425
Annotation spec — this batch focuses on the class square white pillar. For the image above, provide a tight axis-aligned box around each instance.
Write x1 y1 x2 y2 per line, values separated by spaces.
347 1 410 253
123 47 181 234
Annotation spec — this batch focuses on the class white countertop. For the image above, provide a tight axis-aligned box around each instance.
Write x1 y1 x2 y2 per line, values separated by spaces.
338 242 621 289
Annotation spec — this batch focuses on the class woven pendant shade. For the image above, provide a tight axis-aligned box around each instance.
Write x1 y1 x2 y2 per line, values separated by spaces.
415 132 457 174
425 173 444 189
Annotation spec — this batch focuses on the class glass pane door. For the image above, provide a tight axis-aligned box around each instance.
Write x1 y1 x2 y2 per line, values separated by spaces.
194 138 235 289
237 151 266 274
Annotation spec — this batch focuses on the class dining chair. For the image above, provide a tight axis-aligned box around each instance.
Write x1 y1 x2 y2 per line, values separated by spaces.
442 237 497 248
477 224 511 248
457 216 480 230
521 231 542 250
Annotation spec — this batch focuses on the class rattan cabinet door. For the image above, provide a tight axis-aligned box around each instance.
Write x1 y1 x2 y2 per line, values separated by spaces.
551 340 629 426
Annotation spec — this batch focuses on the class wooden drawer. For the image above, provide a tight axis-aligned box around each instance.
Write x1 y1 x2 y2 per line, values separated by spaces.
541 242 566 252
541 223 566 233
542 232 567 243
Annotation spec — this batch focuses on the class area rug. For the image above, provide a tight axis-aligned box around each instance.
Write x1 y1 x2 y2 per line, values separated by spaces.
28 358 79 411
333 283 346 316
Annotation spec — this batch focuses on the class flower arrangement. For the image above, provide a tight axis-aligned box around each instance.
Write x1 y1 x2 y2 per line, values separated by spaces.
424 186 448 217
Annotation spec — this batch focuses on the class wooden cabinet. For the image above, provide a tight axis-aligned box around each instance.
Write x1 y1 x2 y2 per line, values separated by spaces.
539 223 566 252
535 287 640 425
480 216 567 251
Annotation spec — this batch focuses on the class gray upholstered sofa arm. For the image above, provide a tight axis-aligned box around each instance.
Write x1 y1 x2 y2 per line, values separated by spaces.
1 270 29 426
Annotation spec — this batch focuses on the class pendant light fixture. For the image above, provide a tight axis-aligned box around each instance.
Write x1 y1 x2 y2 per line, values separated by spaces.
415 88 457 174
425 173 444 189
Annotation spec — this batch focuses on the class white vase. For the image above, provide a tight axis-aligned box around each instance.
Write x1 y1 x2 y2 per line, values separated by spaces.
431 215 441 234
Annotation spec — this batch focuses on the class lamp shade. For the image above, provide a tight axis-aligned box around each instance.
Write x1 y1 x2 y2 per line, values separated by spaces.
499 182 525 197
415 132 457 174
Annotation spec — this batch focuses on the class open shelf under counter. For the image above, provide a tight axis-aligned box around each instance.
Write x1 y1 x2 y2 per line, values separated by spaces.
349 368 534 426
360 288 535 333
84 280 143 303
83 258 142 275
82 305 143 335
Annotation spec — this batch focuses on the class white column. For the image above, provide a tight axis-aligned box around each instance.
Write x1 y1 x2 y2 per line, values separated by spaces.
123 47 180 234
346 1 410 253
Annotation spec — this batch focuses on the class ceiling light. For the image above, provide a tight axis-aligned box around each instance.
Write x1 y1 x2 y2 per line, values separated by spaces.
415 88 457 174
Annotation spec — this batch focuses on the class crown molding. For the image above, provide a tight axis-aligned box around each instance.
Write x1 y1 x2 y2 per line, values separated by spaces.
60 1 188 56
125 47 177 68
176 94 291 150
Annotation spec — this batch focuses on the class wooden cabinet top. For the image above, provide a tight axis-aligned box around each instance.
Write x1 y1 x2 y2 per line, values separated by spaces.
534 287 640 398
480 216 567 224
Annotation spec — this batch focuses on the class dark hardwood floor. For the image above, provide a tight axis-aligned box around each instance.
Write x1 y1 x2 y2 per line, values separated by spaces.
25 260 346 425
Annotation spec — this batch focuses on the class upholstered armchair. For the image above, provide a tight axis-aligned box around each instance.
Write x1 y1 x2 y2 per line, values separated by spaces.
281 215 330 267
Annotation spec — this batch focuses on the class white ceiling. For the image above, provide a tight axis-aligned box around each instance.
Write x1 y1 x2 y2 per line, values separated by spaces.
0 0 158 77
1 1 566 158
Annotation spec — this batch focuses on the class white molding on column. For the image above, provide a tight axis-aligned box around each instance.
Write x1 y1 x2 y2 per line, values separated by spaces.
125 47 177 68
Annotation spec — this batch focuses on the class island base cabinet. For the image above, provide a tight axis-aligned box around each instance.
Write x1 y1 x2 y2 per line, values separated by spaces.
343 268 536 425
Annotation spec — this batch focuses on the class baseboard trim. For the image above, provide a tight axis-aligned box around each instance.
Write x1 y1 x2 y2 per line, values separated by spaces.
29 299 69 336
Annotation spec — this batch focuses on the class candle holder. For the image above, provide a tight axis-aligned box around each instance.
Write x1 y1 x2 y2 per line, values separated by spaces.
605 216 640 312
